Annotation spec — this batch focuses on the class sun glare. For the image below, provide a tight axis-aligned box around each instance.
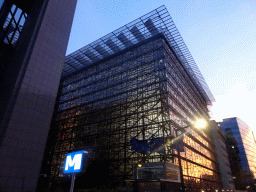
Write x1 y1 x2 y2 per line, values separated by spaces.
195 119 207 129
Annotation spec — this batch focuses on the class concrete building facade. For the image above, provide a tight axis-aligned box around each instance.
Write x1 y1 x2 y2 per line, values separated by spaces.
211 120 235 190
0 0 77 191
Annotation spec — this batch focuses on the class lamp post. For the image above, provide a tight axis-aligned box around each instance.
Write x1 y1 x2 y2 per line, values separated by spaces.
137 164 142 179
175 119 207 192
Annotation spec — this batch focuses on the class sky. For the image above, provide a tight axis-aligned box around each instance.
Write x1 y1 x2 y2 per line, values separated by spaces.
66 0 256 133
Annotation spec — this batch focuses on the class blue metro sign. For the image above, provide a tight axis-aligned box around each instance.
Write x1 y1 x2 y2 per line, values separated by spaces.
64 151 88 174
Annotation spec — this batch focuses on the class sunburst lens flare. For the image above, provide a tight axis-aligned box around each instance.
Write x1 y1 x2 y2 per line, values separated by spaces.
195 119 207 129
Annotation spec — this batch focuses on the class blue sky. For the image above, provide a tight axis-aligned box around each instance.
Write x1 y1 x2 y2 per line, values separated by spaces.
66 0 256 133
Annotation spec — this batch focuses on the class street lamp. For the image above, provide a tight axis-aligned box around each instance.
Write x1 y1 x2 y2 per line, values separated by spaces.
175 119 207 192
136 164 142 179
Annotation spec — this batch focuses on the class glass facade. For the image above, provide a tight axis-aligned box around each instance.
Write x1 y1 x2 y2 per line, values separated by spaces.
220 117 256 190
42 5 220 191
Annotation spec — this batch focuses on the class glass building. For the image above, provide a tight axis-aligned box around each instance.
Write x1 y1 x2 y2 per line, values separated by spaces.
41 5 221 191
220 117 256 190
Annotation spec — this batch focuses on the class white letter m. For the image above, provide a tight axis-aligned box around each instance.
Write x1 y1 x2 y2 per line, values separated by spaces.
65 154 82 171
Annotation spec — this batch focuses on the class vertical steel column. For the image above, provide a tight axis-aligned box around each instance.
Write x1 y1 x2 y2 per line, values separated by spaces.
175 129 185 192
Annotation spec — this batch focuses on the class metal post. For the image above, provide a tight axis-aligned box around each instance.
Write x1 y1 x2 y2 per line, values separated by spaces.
176 129 185 192
70 174 75 192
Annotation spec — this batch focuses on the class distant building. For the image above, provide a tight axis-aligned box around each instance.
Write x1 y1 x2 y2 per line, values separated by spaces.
0 0 77 191
220 117 256 190
41 5 221 191
211 120 235 190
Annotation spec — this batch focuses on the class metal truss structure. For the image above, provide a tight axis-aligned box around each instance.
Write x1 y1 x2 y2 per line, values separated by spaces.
62 5 215 105
42 5 221 191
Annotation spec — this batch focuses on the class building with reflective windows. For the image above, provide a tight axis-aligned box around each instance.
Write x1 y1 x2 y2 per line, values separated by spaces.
41 5 221 191
0 0 77 191
220 117 256 190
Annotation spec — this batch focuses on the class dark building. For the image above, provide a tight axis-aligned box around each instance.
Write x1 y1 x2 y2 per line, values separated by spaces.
0 0 77 191
220 117 256 190
41 5 221 191
211 120 235 190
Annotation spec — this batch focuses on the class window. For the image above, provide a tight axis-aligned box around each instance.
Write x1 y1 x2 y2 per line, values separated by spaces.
3 4 27 46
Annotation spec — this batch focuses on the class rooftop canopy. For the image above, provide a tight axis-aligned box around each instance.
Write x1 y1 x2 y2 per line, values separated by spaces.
63 5 215 105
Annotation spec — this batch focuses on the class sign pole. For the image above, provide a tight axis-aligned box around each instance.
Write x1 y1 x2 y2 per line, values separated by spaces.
70 174 75 192
64 151 88 192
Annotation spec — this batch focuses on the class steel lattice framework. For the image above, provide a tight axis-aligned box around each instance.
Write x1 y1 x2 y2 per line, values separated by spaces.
42 5 221 191
62 5 214 105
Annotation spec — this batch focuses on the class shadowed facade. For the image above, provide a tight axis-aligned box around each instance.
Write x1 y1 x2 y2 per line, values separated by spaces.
0 0 77 191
